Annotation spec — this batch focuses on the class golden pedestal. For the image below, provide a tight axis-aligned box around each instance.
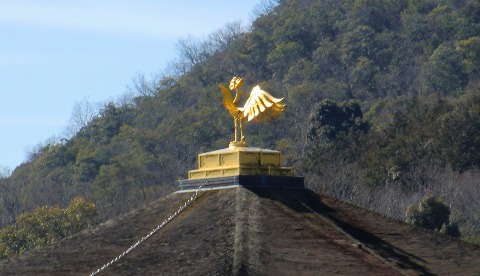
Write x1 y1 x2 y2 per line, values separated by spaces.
188 147 293 180
178 77 303 191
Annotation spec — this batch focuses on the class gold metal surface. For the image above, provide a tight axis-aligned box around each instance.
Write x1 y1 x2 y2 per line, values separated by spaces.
218 77 286 148
186 78 291 180
188 147 293 179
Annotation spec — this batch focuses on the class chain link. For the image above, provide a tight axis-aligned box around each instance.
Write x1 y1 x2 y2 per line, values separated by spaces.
90 181 208 276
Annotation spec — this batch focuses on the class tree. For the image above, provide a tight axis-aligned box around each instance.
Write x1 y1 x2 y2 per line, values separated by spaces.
0 183 20 226
419 43 468 96
252 0 278 18
127 73 159 97
456 36 480 76
434 92 480 172
267 41 305 79
349 0 406 32
0 197 97 260
176 36 212 71
16 205 65 246
405 195 459 237
63 197 98 235
308 99 369 143
307 99 369 167
340 25 379 66
66 97 101 137
208 21 245 52
2 0 480 245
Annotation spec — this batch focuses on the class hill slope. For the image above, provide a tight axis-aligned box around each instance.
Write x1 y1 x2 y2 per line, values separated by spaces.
1 0 480 241
0 187 478 275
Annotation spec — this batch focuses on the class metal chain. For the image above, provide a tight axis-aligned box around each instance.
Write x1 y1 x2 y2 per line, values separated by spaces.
90 181 208 276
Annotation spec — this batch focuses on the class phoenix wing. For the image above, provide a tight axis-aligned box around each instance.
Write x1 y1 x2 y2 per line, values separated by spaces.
243 85 286 123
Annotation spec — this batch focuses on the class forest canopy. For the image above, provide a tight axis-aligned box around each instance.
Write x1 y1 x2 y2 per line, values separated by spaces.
1 0 480 245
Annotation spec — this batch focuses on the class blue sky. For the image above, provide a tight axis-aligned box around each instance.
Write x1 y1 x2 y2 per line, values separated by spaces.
0 0 262 171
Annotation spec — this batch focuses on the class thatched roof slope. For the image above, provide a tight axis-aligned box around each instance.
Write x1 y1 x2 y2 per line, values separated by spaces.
0 187 478 275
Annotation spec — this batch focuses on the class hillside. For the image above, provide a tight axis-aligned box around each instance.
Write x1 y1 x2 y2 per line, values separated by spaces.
0 187 479 275
1 0 480 248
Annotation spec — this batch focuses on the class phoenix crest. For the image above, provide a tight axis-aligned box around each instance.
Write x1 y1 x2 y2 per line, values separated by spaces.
218 77 286 147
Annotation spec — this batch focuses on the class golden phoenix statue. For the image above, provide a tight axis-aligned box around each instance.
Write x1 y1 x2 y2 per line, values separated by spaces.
218 77 286 148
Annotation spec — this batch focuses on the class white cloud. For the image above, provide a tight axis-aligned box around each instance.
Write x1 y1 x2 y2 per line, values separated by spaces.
0 1 254 38
0 1 174 37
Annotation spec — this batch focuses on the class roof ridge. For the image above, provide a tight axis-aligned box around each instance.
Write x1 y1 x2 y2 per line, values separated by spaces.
314 190 480 249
